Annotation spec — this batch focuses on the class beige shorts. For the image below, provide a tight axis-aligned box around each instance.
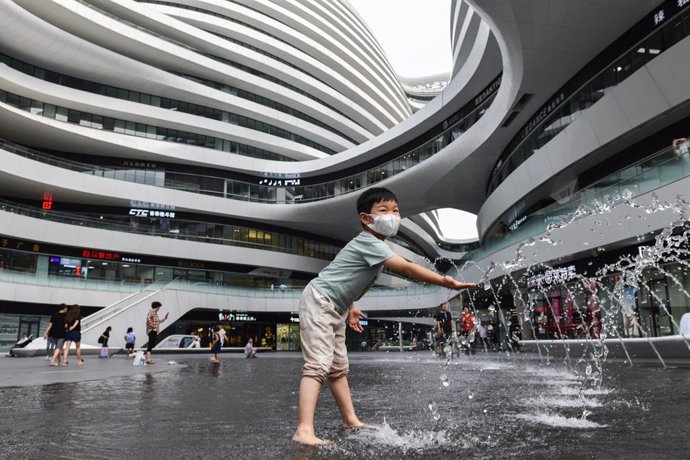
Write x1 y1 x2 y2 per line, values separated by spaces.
299 282 348 383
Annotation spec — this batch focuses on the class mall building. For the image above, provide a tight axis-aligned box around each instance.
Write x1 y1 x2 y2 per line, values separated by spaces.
1 0 689 352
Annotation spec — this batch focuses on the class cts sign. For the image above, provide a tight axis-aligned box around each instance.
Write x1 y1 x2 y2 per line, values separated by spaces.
129 208 176 218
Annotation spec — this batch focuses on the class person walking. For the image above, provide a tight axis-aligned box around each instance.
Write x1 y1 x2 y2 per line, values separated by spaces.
44 304 68 361
145 301 169 364
63 305 84 366
124 327 136 357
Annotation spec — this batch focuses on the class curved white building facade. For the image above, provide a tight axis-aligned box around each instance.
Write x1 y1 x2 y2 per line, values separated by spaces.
2 0 690 351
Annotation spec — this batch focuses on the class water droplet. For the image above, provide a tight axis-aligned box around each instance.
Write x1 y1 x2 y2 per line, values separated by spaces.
468 394 474 399
583 242 589 246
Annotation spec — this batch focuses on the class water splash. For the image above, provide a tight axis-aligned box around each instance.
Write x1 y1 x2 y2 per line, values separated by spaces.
513 412 607 428
343 420 454 454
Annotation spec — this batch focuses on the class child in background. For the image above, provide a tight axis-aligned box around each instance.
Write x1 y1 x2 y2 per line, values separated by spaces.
211 325 221 363
124 327 136 357
292 187 476 445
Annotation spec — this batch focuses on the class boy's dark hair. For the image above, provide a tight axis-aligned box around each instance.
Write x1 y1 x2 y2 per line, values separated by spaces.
151 301 162 309
356 187 398 214
127 327 133 333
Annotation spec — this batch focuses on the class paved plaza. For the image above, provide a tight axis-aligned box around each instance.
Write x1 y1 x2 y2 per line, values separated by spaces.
1 351 689 459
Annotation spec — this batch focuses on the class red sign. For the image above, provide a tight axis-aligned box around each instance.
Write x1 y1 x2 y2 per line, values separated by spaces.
82 249 121 261
42 192 53 210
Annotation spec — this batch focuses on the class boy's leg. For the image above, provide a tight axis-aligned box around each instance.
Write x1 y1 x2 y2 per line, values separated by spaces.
327 317 372 429
293 284 337 445
293 376 330 445
328 376 371 428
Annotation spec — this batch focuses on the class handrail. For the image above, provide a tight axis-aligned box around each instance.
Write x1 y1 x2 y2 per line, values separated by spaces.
80 280 167 330
81 289 162 334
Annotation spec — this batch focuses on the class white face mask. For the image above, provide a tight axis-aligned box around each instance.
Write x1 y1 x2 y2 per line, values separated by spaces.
367 213 401 237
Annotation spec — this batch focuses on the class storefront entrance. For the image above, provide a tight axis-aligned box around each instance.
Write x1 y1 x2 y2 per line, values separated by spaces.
639 279 674 336
276 323 301 351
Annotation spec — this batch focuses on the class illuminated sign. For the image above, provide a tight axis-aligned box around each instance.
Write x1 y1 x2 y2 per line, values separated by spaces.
258 178 301 187
122 160 157 169
82 249 121 261
218 312 256 322
121 257 142 263
42 192 53 210
177 260 205 269
1 238 40 252
129 209 176 218
508 216 527 231
527 265 577 289
653 9 666 24
258 171 301 187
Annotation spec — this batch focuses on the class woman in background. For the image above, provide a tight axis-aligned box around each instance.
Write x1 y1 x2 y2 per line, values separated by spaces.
63 305 84 366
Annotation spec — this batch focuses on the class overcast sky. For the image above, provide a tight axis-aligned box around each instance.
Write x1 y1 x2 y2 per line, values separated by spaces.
347 0 478 240
346 0 452 78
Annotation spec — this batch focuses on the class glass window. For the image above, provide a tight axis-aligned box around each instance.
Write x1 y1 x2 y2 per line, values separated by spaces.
43 104 56 118
30 100 44 115
79 112 92 127
55 107 68 122
67 109 81 124
91 115 103 129
17 96 31 112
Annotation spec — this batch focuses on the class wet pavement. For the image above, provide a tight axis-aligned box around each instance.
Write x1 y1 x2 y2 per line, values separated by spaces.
1 351 689 459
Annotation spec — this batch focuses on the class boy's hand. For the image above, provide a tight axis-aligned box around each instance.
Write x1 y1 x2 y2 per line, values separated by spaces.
347 306 366 333
444 275 477 290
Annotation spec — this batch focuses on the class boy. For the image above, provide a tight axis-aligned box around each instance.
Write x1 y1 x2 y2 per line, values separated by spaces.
292 187 476 445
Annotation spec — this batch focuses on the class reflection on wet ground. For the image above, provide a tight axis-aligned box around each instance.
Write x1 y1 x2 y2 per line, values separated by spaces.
1 352 689 459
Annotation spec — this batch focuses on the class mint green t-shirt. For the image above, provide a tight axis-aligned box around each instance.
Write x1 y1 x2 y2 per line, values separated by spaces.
311 231 396 314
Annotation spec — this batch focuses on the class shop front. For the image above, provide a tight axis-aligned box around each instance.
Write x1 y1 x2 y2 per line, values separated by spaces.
517 254 690 340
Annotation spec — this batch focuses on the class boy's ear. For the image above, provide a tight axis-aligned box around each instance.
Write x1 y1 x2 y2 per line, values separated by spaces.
359 212 373 226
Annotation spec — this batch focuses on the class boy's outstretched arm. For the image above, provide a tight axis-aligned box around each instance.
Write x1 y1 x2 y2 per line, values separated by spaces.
383 255 477 290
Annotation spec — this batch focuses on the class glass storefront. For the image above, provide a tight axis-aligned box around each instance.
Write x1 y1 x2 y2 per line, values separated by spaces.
517 260 690 340
276 323 301 351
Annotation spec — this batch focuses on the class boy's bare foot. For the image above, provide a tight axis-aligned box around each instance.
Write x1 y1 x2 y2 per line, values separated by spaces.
342 421 377 430
292 431 333 446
